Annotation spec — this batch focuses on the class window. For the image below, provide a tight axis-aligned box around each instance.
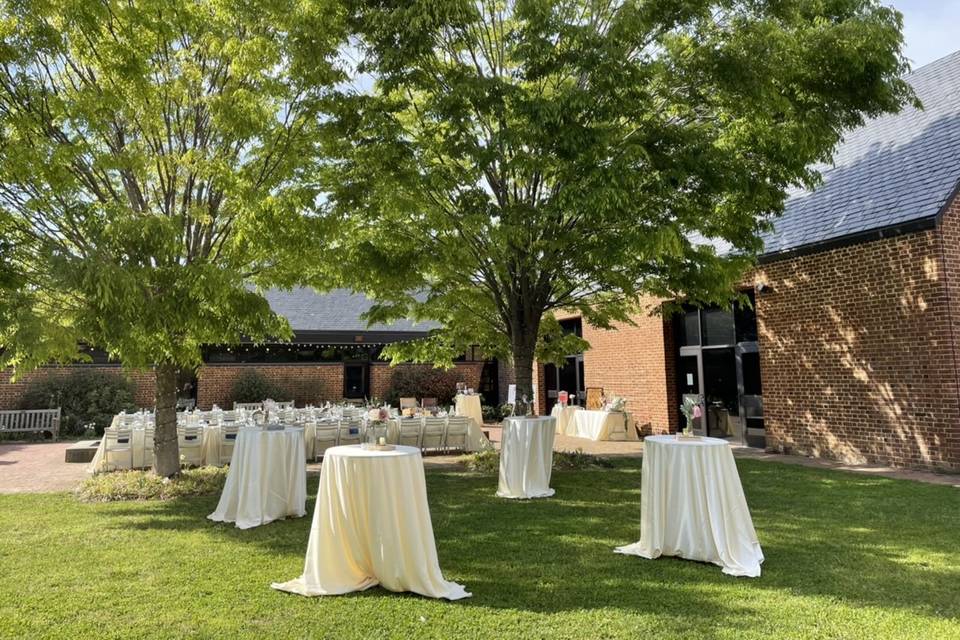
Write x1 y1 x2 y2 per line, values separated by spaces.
701 307 736 346
735 292 758 343
678 309 700 346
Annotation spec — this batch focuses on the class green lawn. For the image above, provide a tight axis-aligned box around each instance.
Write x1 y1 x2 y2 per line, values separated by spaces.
1 459 958 640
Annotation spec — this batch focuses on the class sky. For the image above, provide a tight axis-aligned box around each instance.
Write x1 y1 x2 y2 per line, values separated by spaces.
896 1 960 68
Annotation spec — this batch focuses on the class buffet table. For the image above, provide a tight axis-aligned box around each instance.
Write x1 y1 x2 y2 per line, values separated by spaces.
272 445 470 600
550 405 636 441
615 435 764 577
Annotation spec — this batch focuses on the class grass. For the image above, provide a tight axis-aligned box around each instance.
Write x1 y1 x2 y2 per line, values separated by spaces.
1 458 958 639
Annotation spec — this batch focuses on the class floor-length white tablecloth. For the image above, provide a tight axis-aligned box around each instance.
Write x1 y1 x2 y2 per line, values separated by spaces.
208 427 307 529
615 435 764 577
455 394 484 428
272 445 470 600
497 416 556 499
550 406 634 441
550 405 579 436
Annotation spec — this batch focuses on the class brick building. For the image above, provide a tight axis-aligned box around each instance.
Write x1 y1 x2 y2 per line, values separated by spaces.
0 288 493 413
536 51 960 471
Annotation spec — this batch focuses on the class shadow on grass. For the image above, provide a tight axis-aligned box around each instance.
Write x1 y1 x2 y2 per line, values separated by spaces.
91 458 960 622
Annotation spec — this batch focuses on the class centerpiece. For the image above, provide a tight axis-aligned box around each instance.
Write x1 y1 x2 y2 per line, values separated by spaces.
678 396 703 440
363 407 394 450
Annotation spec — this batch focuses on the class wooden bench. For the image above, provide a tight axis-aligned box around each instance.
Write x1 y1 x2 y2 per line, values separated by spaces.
0 408 61 440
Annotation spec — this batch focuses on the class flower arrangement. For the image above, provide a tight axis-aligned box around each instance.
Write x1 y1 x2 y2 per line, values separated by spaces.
606 396 626 412
679 396 702 436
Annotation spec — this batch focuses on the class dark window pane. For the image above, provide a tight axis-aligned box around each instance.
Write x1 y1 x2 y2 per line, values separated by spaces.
702 307 736 346
735 292 758 343
742 351 762 396
678 309 700 346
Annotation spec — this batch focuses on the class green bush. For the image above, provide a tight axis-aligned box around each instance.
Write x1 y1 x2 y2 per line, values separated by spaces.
230 370 285 404
458 449 501 473
481 403 514 422
76 466 228 502
384 366 459 406
20 369 138 437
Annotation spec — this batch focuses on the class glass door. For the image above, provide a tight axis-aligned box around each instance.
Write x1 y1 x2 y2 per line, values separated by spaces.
678 351 705 435
343 363 368 399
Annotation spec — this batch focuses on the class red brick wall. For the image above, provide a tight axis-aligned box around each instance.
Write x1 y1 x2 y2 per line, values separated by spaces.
369 362 485 403
195 361 486 410
540 301 675 433
753 224 960 471
0 366 156 410
196 364 344 409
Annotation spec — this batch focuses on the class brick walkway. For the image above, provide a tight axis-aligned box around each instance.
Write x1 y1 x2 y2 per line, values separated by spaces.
0 442 91 494
1 431 956 494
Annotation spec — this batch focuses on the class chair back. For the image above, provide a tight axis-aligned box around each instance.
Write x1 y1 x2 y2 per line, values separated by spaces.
397 418 422 448
102 427 134 471
338 418 363 446
421 417 446 451
275 400 295 409
313 423 339 459
142 426 156 468
177 425 204 466
444 417 470 452
234 401 262 411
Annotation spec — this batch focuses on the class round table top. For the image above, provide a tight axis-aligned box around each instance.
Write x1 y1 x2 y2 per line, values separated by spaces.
326 444 420 459
645 434 728 447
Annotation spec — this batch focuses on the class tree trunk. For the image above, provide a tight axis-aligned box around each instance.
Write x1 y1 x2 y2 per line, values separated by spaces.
153 363 181 477
512 347 536 415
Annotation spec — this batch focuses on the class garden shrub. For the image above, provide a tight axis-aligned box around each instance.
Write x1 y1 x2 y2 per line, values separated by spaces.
458 448 614 473
76 466 228 502
230 370 286 404
20 369 137 437
384 366 459 406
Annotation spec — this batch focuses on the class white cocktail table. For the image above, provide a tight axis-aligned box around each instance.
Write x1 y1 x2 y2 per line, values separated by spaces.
615 435 764 577
272 445 470 600
497 416 557 499
208 427 306 529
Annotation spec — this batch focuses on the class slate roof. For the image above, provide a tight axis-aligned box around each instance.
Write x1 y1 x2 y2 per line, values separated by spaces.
262 287 437 338
761 49 960 257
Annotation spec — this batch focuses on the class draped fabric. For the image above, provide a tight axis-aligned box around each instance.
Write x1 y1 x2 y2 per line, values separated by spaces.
207 428 307 530
497 416 556 499
550 405 636 441
616 435 764 577
272 445 470 600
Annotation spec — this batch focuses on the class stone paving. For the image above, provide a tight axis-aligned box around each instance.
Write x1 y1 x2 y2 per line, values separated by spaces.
1 428 957 494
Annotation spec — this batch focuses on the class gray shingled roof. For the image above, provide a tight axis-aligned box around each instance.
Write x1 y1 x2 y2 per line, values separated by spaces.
263 287 437 334
761 49 960 256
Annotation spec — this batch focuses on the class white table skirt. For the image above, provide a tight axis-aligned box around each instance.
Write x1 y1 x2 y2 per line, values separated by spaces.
551 406 633 441
550 405 579 436
497 416 556 499
272 445 470 600
455 394 483 428
208 428 307 529
615 435 764 577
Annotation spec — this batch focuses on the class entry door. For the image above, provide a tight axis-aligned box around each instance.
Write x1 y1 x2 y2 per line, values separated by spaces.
678 351 705 435
343 363 368 399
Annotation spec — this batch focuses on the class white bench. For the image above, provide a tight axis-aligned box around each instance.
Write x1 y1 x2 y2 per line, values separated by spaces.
0 408 61 440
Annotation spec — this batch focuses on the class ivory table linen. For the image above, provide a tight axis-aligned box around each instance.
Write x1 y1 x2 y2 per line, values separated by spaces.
615 435 764 577
497 416 556 499
454 394 484 429
208 427 307 530
550 405 579 436
272 445 470 600
550 406 634 441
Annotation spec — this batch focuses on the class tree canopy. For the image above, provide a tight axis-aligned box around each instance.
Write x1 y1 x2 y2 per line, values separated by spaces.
0 0 346 474
320 0 914 399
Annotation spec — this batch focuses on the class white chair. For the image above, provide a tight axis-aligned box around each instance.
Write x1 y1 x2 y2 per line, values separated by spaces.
276 400 295 409
234 401 262 411
141 426 155 468
313 422 339 460
102 428 134 471
177 425 205 467
219 423 241 465
421 417 446 453
399 397 418 411
341 406 361 419
217 410 239 426
338 418 363 446
397 418 422 448
444 417 470 453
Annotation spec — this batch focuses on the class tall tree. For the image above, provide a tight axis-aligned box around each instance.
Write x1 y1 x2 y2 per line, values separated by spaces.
0 0 345 475
322 0 913 404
